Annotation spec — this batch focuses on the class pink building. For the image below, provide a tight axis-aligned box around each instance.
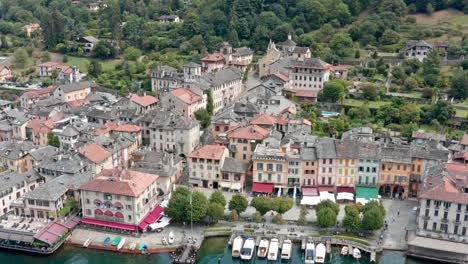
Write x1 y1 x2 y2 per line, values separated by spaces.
200 54 225 74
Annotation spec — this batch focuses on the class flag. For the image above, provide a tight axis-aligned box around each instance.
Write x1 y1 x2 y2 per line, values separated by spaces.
189 193 192 208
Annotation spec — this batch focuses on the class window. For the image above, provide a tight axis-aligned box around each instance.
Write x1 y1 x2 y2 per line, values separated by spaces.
426 200 431 207
277 175 281 182
127 215 132 221
443 202 451 208
86 199 90 204
328 168 332 173
86 209 91 215
440 223 448 233
464 214 468 221
425 209 429 217
457 204 462 211
267 164 273 171
257 173 262 182
463 227 467 236
276 164 283 171
434 210 438 217
328 159 332 164
268 174 272 181
104 193 112 200
358 167 364 172
322 177 325 184
432 222 437 231
443 211 448 220
257 163 263 170
328 177 332 185
126 205 132 210
456 214 460 222
372 167 376 173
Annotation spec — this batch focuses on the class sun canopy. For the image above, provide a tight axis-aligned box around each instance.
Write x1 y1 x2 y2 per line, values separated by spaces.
149 216 172 230
336 192 354 201
138 205 165 230
252 182 274 193
300 196 321 206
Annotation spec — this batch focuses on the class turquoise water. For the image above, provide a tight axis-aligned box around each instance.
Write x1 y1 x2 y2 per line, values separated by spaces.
0 237 429 264
321 111 340 117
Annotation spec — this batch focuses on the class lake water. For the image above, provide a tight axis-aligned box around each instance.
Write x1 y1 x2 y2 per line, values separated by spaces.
0 237 430 264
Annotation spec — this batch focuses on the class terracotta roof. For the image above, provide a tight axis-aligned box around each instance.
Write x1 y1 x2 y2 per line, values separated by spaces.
201 54 225 62
274 72 289 82
79 143 111 164
189 145 227 160
286 89 320 98
171 88 201 105
303 119 312 126
23 86 56 99
0 65 10 71
419 175 468 204
461 134 468 146
281 106 297 115
228 125 270 140
67 99 89 108
275 116 289 125
250 113 278 126
129 94 159 107
109 123 143 133
80 169 158 197
39 62 60 67
26 119 55 133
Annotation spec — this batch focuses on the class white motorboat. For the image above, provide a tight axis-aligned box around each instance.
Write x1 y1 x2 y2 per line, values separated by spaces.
117 238 126 250
232 236 243 258
129 242 136 251
83 238 91 247
341 246 348 255
240 238 255 260
267 238 279 261
353 248 361 259
257 238 269 258
314 243 326 263
304 240 315 264
281 239 292 260
168 231 174 244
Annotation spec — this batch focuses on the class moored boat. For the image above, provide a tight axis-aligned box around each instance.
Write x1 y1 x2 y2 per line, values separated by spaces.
341 246 348 255
111 236 121 246
232 236 243 258
267 238 279 261
102 237 111 246
139 243 148 254
168 231 174 244
83 238 91 247
129 242 136 251
240 238 255 260
304 240 315 264
117 238 126 250
353 248 361 259
280 239 292 260
314 243 326 263
257 238 269 258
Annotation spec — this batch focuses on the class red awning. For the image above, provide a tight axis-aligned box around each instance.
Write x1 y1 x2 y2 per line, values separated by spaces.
94 209 103 215
252 182 274 193
337 187 355 193
104 210 113 216
115 212 124 218
138 205 165 230
319 186 335 193
302 187 318 196
81 218 138 232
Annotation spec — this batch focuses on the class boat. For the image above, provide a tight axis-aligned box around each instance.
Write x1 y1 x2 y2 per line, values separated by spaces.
139 243 148 254
129 242 136 251
83 238 91 247
257 238 269 258
240 238 255 260
162 237 167 245
102 237 111 246
304 240 315 264
111 236 121 246
117 238 126 250
341 246 348 255
281 239 292 260
267 238 279 261
314 243 326 263
231 236 243 258
168 231 174 244
353 248 361 259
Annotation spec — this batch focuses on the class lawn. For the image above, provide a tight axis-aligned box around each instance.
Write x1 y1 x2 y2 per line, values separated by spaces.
343 99 390 109
455 108 468 118
454 100 468 107
65 56 121 73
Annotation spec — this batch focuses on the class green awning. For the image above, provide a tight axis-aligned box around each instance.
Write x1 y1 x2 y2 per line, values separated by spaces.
355 186 378 200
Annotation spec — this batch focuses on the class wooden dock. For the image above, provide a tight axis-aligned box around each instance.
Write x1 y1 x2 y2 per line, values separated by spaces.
65 241 177 254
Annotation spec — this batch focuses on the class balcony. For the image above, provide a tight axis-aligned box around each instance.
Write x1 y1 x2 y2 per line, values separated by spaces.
441 218 449 223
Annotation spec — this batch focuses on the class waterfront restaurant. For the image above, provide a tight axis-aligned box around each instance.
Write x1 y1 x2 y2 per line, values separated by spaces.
79 169 163 233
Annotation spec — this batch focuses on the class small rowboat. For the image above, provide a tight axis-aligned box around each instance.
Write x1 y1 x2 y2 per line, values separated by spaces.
111 236 121 246
117 238 126 250
83 238 91 247
102 237 111 246
129 242 136 251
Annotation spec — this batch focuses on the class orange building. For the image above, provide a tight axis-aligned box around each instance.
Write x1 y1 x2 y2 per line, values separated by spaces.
378 146 412 199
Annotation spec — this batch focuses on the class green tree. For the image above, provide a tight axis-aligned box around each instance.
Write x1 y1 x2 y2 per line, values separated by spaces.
209 190 227 207
206 90 214 115
317 208 337 227
426 3 434 15
252 211 263 223
400 103 421 124
124 47 142 61
378 0 407 17
272 213 286 224
362 207 384 230
343 207 361 232
403 77 418 91
0 35 8 50
229 209 239 221
207 202 225 222
297 205 309 226
251 197 274 216
165 187 209 223
41 52 51 62
320 80 346 103
363 200 385 216
14 48 28 68
47 132 60 147
229 194 248 214
449 70 468 100
401 123 418 140
275 197 294 214
194 109 211 128
93 41 117 59
380 30 400 45
88 60 102 78
329 33 353 57
316 199 340 215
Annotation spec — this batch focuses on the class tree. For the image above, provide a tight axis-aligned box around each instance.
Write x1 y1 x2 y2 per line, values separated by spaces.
343 207 361 232
316 200 340 215
363 200 385 216
41 52 51 62
207 202 225 222
275 197 294 214
297 205 308 226
206 90 214 115
426 3 434 15
251 197 274 215
209 190 227 207
362 207 384 230
272 213 286 224
401 123 417 140
449 70 468 100
0 35 8 50
194 109 211 128
320 80 345 103
93 41 117 59
400 103 421 124
380 30 400 45
229 194 248 214
403 77 418 91
362 84 379 101
329 33 353 57
47 132 60 147
165 187 209 223
316 208 337 227
124 47 142 61
14 48 28 68
229 209 239 221
88 60 102 78
378 0 407 17
252 211 263 223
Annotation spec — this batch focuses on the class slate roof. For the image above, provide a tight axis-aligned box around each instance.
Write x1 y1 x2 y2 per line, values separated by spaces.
0 171 42 196
200 68 243 88
233 101 259 115
291 58 331 69
80 36 99 43
184 62 201 68
233 47 253 57
279 38 296 47
25 172 92 201
301 147 317 161
381 146 412 164
406 40 432 50
30 146 59 162
292 46 309 54
221 157 248 173
412 130 446 142
410 142 449 161
0 141 36 160
59 81 95 93
315 138 337 159
36 153 88 175
130 150 181 177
